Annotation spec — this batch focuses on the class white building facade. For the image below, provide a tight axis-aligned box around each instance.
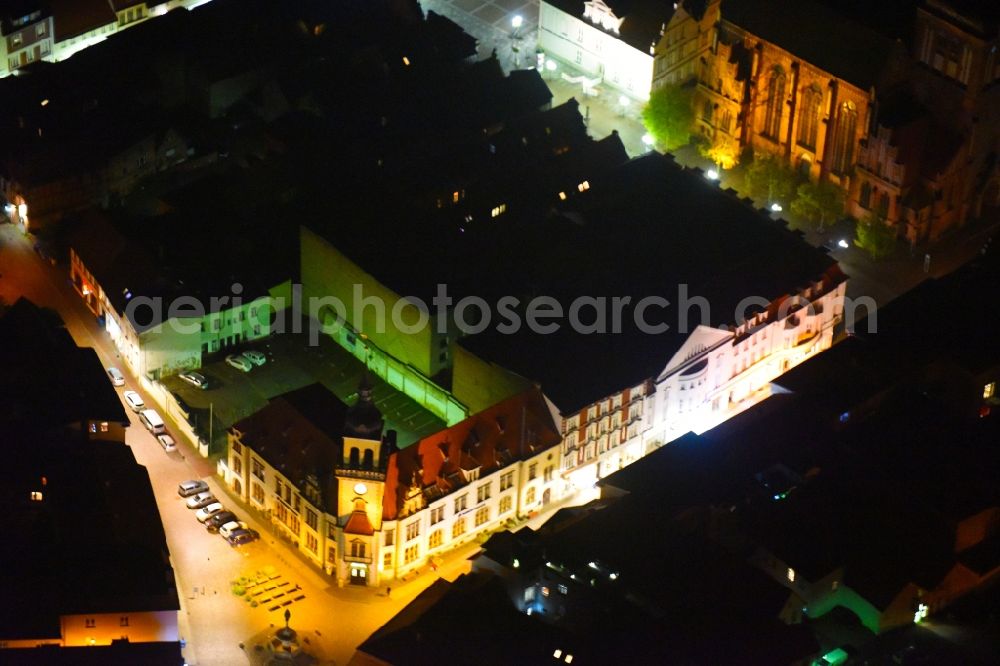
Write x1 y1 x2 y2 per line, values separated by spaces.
559 275 848 492
538 0 719 100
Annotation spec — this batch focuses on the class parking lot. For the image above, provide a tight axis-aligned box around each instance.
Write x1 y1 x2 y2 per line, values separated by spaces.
160 330 446 453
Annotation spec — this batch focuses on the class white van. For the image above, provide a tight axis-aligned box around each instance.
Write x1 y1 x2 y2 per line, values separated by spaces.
139 408 165 434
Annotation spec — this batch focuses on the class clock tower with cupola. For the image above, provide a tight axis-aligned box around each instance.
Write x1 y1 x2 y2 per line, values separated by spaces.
334 374 396 586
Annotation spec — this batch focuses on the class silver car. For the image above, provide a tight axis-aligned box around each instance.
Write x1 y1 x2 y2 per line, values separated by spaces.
185 492 215 509
241 350 266 366
225 354 252 372
196 502 225 522
177 480 209 497
157 433 177 452
123 390 145 412
179 371 208 389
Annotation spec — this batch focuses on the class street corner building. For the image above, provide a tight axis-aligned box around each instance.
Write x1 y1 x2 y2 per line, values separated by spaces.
223 378 567 587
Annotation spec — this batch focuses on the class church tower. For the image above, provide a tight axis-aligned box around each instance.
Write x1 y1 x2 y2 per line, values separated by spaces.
335 374 396 586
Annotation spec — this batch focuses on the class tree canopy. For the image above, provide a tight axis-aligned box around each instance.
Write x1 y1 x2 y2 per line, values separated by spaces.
641 84 694 151
855 212 897 260
743 154 798 206
790 180 846 229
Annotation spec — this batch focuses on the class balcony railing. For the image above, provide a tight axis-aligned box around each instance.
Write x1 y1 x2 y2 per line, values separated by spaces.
335 467 385 481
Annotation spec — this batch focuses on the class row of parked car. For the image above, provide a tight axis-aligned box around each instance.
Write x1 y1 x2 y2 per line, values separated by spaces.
107 367 178 452
177 480 260 546
177 350 268 390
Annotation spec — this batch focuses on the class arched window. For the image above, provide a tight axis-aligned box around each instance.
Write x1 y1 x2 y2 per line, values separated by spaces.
349 447 360 467
764 69 786 139
860 181 872 209
831 101 857 175
797 85 822 149
362 449 374 470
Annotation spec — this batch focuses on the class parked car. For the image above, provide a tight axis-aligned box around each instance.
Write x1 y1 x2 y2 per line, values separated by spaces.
241 350 266 366
107 366 126 387
196 502 225 522
156 433 177 452
139 408 165 434
179 371 209 389
123 390 145 412
219 520 248 539
185 492 215 509
177 479 209 497
225 354 252 372
204 510 238 532
226 528 260 546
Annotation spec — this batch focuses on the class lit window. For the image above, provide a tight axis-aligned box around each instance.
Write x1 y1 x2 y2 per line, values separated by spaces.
30 491 43 501
985 382 996 400
491 204 507 218
558 191 567 200
786 567 796 583
452 191 460 203
402 56 410 66
565 656 573 664
577 180 590 192
541 586 550 597
554 650 562 659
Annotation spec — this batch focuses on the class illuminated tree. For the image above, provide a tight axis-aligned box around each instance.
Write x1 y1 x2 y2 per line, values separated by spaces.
744 154 797 205
791 179 845 230
641 84 694 151
855 212 897 260
699 134 740 170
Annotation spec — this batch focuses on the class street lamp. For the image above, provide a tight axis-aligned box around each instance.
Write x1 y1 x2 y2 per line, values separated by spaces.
618 95 629 117
511 15 524 68
769 203 783 212
705 169 719 181
642 134 654 151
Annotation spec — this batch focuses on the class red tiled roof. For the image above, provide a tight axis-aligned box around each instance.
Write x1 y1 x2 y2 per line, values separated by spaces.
382 389 561 521
344 509 375 536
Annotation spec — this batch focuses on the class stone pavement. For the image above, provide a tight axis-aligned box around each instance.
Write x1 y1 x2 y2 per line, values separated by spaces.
420 0 538 73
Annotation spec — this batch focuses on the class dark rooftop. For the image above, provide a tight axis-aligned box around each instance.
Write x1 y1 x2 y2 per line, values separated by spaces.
0 430 178 640
458 153 840 411
231 383 348 514
723 0 901 90
0 298 127 429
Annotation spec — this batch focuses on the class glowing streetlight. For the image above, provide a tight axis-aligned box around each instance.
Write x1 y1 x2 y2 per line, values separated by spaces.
837 239 850 249
769 203 783 212
618 95 629 107
511 15 523 30
705 169 719 181
642 134 654 147
545 60 557 71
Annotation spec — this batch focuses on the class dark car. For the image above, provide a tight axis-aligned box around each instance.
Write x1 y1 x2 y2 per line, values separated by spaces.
204 510 238 532
226 529 260 546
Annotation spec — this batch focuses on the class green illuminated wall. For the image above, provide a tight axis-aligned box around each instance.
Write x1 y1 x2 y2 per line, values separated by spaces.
452 343 533 414
300 226 467 425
